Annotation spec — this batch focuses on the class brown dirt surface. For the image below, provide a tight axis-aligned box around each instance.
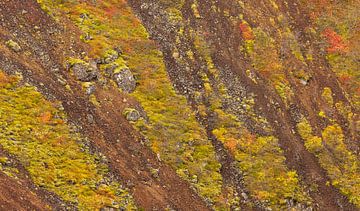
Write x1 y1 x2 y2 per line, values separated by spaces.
0 172 49 211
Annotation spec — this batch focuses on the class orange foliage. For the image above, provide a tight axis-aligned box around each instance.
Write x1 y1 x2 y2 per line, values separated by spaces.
239 22 254 40
322 28 348 53
0 72 16 87
0 72 7 86
224 138 238 155
338 74 352 86
308 0 331 20
38 111 52 124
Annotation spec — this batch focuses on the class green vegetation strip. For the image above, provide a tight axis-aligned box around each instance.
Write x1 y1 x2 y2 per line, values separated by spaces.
0 72 136 210
297 119 360 206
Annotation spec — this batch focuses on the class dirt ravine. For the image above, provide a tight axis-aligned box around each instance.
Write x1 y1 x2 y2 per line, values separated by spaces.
0 1 210 210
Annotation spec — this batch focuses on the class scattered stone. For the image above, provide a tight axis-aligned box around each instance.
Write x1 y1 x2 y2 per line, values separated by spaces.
70 60 98 82
113 68 136 93
86 84 96 95
5 39 21 52
191 175 198 183
87 114 95 124
114 46 123 55
83 32 93 41
123 108 140 122
156 153 161 161
100 207 118 211
172 51 180 59
300 79 308 86
241 192 249 201
150 167 160 179
79 13 89 20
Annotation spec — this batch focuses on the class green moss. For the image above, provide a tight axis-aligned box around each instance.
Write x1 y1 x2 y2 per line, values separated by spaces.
89 94 101 107
297 118 360 206
191 2 201 18
321 87 334 106
0 156 8 164
0 72 135 210
0 155 19 178
66 57 87 67
5 39 21 52
213 111 311 209
275 81 294 106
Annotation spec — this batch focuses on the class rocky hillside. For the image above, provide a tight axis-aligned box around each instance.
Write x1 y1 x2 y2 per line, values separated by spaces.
0 0 359 210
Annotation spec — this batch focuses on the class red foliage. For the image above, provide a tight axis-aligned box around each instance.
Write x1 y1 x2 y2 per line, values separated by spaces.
322 28 348 53
104 6 117 17
338 74 352 85
239 22 254 40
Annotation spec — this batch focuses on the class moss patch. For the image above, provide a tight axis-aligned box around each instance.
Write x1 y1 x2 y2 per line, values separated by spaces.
297 118 360 206
0 71 135 210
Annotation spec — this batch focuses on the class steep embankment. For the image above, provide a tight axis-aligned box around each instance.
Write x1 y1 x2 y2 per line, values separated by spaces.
0 0 359 210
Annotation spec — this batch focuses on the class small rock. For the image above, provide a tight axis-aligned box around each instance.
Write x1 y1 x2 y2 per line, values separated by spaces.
83 32 93 41
71 62 98 82
79 13 89 20
114 46 123 55
5 39 21 52
87 114 95 124
150 167 160 179
86 84 96 95
113 68 136 93
172 51 179 59
124 108 140 122
241 192 249 200
100 207 117 211
156 153 161 161
286 199 295 207
300 78 309 86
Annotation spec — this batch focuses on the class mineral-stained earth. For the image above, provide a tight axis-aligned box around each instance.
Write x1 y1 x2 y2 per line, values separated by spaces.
0 0 359 210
